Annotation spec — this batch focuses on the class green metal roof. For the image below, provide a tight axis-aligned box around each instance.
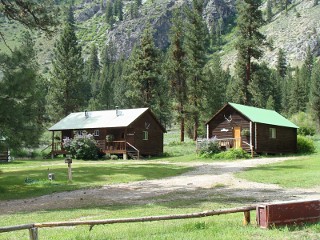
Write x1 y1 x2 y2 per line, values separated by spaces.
228 102 299 128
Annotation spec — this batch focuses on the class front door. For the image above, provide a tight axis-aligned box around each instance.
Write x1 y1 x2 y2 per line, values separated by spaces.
234 126 241 149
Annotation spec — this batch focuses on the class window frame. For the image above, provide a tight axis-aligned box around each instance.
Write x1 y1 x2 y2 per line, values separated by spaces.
143 131 148 140
93 129 100 137
269 128 277 139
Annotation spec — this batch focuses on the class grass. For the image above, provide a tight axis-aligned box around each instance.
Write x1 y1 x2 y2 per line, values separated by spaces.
0 199 319 239
0 130 319 239
236 140 320 188
0 159 191 200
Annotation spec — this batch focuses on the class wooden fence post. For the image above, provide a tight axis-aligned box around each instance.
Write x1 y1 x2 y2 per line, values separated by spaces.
29 227 38 240
243 211 251 225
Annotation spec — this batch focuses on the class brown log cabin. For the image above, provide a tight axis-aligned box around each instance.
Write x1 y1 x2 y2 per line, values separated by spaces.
204 103 299 155
48 108 166 159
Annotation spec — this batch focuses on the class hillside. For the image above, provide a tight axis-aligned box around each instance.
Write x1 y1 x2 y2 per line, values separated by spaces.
0 0 319 71
221 0 320 70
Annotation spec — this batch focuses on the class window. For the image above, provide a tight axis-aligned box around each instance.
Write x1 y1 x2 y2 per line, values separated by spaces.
143 131 148 140
269 128 276 139
93 130 100 136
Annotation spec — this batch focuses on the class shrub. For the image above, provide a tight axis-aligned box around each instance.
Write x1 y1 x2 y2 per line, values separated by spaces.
63 134 99 160
297 126 316 136
212 148 251 160
110 154 118 160
290 112 316 136
297 135 315 154
197 138 221 157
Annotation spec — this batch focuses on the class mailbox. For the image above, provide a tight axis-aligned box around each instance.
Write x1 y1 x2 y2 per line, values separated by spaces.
65 158 72 164
48 173 55 180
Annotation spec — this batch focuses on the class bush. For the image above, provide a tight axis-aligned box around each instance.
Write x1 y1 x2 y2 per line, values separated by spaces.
297 135 315 154
197 138 221 156
297 126 316 136
63 134 99 160
212 148 251 160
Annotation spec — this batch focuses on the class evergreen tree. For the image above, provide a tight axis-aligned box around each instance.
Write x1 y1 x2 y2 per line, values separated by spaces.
289 67 307 115
114 0 123 21
165 10 188 142
314 0 319 6
125 24 167 122
248 63 273 108
276 48 287 78
234 0 266 105
135 0 142 7
184 0 209 140
281 68 293 115
266 0 273 22
205 54 228 117
106 0 114 25
47 6 86 121
92 42 119 110
0 31 46 149
85 44 100 108
129 2 139 19
310 60 320 127
113 56 129 108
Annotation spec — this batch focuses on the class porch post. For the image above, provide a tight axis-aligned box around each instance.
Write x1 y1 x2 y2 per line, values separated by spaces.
206 124 209 139
51 131 54 159
250 121 253 158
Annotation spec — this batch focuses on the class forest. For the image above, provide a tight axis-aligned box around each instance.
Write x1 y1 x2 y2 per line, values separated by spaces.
0 0 320 150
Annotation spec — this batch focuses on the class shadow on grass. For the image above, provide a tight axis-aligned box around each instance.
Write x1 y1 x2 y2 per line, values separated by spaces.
0 164 192 201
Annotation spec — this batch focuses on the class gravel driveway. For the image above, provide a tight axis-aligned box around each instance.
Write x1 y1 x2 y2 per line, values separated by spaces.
0 157 319 214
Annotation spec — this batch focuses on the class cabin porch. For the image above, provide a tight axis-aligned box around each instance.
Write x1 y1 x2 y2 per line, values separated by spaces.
46 140 140 159
196 137 253 154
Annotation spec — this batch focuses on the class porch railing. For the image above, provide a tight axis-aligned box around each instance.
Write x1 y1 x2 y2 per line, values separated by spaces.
196 138 241 151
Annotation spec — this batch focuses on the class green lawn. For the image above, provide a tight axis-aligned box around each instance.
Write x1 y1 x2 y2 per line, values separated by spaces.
236 155 320 188
0 200 319 240
0 132 319 239
236 140 320 188
0 159 191 200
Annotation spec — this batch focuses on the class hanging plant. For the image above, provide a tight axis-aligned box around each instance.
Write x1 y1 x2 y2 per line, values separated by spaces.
241 128 250 137
106 134 114 142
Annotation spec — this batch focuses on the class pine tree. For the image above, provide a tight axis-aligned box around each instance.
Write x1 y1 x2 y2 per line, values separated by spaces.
289 67 307 115
266 0 273 22
94 43 118 110
184 0 209 140
234 0 266 105
84 44 101 109
47 5 86 121
0 31 46 149
276 48 287 78
106 0 114 25
135 0 142 7
165 10 188 142
205 54 228 117
125 24 167 121
114 0 123 21
310 60 320 127
248 63 273 108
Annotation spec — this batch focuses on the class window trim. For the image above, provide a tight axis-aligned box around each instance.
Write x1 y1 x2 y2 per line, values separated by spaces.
93 129 100 137
269 128 276 139
143 131 148 140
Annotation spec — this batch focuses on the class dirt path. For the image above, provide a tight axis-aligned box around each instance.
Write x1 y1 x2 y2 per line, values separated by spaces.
0 157 319 214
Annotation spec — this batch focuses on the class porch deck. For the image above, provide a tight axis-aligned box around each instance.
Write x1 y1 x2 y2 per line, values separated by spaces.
196 137 252 153
48 140 140 159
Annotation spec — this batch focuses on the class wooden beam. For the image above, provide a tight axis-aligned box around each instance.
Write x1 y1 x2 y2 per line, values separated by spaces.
34 206 256 228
